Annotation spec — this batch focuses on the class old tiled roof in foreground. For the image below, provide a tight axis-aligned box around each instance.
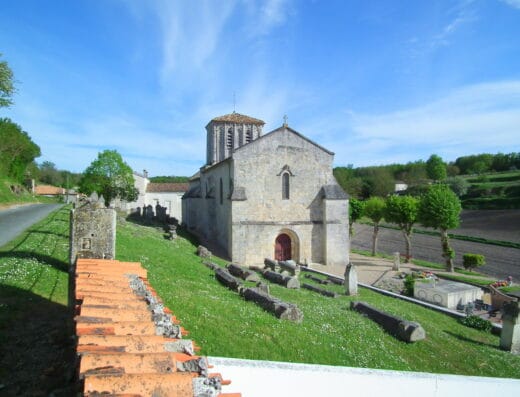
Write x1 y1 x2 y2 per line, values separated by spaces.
211 112 265 125
75 258 240 396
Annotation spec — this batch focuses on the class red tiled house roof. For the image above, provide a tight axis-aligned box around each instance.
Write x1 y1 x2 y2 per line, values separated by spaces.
34 185 66 195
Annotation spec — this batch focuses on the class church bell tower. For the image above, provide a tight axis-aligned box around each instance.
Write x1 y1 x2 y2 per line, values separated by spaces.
206 112 265 165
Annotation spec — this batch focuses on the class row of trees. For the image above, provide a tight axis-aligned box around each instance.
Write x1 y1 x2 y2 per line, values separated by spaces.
0 55 41 183
37 161 82 188
349 184 462 272
335 152 519 199
0 118 41 182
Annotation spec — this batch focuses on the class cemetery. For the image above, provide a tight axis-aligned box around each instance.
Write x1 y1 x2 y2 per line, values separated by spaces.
1 202 520 396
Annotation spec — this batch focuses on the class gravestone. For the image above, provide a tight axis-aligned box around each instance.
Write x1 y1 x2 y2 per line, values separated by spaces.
414 279 482 309
392 252 400 271
69 200 116 264
500 300 520 354
344 263 358 295
351 301 425 342
197 245 212 258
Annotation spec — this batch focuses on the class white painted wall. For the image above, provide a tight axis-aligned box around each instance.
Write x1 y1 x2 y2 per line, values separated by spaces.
208 357 520 397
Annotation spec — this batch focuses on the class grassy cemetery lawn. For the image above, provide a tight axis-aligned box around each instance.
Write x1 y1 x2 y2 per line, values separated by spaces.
0 205 73 395
0 205 519 391
116 217 520 379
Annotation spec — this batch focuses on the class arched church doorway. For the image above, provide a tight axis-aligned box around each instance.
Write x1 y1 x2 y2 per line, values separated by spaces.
275 233 292 261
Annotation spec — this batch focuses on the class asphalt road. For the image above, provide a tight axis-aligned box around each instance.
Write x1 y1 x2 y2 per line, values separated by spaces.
0 204 64 247
351 224 520 281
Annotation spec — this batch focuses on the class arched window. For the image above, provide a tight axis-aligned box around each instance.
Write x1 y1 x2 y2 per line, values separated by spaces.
219 178 223 205
226 128 233 150
282 172 290 200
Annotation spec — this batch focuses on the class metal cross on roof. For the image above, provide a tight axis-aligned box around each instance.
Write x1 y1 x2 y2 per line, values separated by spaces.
283 114 288 126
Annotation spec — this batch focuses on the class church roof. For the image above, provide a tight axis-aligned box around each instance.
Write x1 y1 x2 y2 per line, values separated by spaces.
210 112 265 125
244 124 335 156
321 185 349 200
146 182 189 193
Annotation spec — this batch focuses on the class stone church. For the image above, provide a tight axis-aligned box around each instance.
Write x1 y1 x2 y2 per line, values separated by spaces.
183 112 349 267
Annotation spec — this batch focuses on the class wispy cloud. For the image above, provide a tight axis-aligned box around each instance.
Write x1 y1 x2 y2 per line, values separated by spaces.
327 80 520 166
406 0 477 58
500 0 520 9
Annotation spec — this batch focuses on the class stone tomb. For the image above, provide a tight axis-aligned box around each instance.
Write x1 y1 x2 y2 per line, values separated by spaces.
414 279 483 310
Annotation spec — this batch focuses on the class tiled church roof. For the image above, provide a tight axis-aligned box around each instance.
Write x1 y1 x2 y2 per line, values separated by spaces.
146 183 189 193
211 112 265 125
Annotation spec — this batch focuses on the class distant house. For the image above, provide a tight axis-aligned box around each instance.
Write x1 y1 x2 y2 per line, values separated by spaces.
34 184 66 196
394 181 408 192
120 171 188 223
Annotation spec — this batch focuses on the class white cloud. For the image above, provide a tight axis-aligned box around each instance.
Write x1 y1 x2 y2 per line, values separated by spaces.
430 1 477 48
501 0 520 9
328 81 520 166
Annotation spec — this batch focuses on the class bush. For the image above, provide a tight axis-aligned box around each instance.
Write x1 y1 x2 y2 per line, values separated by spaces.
404 274 415 296
459 315 492 332
463 253 486 271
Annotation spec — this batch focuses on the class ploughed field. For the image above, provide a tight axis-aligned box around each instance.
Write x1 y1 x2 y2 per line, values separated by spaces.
351 210 520 280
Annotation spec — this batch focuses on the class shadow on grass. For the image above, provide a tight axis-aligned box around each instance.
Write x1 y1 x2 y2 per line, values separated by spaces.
443 330 499 350
0 284 77 396
0 251 69 272
124 215 200 246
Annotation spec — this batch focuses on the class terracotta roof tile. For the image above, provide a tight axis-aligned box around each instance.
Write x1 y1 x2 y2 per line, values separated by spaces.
146 183 189 193
211 112 265 125
34 185 65 195
74 258 240 396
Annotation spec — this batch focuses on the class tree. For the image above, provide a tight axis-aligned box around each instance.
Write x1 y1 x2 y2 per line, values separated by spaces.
384 195 420 263
39 161 62 186
418 184 462 272
462 253 485 272
446 176 470 197
0 118 40 181
364 196 386 256
426 154 447 181
79 150 138 207
348 197 364 238
0 54 15 108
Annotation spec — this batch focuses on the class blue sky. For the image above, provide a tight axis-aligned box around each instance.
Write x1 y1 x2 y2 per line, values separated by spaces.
1 0 519 177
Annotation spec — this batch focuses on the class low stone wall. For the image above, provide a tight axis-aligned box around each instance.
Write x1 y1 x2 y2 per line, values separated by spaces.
489 285 518 311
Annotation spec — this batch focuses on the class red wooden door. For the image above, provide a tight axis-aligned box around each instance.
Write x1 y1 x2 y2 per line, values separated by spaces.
275 234 291 261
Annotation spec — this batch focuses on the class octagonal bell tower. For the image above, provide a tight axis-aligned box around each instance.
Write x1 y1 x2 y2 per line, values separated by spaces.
206 112 265 165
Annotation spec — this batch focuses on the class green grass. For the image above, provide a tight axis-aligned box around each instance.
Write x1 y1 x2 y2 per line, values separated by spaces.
1 208 519 380
115 218 520 378
436 274 496 286
0 205 70 339
499 285 520 294
0 176 60 206
0 205 70 307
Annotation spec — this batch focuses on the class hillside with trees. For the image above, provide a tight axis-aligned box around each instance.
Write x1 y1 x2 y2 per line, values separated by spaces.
334 152 520 209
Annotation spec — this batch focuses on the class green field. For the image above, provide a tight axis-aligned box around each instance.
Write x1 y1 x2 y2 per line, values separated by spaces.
462 170 520 209
1 206 519 393
115 216 520 378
